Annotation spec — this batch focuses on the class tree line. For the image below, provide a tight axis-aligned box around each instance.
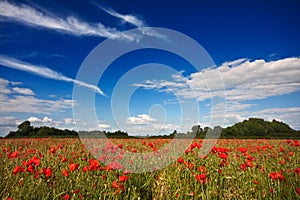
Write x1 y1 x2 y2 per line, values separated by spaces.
5 118 300 139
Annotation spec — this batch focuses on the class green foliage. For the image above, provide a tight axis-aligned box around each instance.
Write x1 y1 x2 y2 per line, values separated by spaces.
17 120 33 136
222 118 297 137
6 121 78 138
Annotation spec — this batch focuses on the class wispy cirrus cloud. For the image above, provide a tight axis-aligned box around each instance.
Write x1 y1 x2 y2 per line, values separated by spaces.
0 1 137 41
97 5 167 39
0 55 105 96
99 6 145 27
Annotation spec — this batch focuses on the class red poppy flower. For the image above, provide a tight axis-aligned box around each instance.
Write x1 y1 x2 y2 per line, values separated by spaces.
219 153 228 160
27 165 34 173
111 181 119 188
195 173 206 184
269 172 277 180
69 163 79 171
294 167 300 176
269 171 284 181
238 148 247 153
34 171 39 179
10 151 19 158
73 189 80 194
296 188 300 196
45 167 52 177
240 164 246 171
119 175 129 182
177 157 184 164
83 165 88 172
62 193 70 200
62 157 68 163
62 169 68 177
12 165 22 175
288 152 294 156
198 166 206 173
31 156 40 166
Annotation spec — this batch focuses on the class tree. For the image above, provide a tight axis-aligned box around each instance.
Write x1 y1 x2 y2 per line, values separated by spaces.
191 125 202 134
17 120 33 136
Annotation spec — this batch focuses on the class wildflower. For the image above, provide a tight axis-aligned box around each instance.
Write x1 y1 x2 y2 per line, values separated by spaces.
177 157 184 164
296 188 300 196
45 167 52 177
34 171 39 178
73 189 80 194
198 166 206 173
27 165 34 173
62 169 69 177
111 181 119 188
10 151 19 158
240 164 246 171
288 152 294 156
61 157 68 163
238 148 248 153
279 147 284 152
107 162 123 170
12 165 22 175
31 156 40 166
195 173 206 184
219 153 228 160
269 171 284 181
69 163 79 171
62 193 70 200
83 166 88 172
294 167 300 176
119 175 129 182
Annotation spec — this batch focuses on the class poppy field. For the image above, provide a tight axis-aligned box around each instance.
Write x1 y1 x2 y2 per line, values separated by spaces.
1 138 299 199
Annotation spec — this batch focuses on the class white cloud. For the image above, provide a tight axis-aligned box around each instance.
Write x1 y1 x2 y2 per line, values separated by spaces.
12 87 35 95
121 122 178 136
0 77 74 114
27 116 41 123
136 57 300 102
28 116 53 123
64 118 74 125
0 55 106 96
248 107 300 130
0 116 18 136
0 78 11 94
98 123 110 129
0 1 137 41
10 81 22 86
48 94 56 98
0 95 74 114
207 103 300 129
126 114 157 125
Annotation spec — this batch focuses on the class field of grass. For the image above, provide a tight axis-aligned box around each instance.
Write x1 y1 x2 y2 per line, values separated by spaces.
1 138 299 199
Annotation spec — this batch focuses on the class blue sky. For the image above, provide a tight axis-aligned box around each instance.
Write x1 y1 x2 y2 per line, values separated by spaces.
0 0 299 136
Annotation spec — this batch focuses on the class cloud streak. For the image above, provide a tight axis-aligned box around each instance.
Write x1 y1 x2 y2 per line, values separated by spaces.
0 1 137 41
99 6 145 27
97 5 167 39
0 55 106 96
